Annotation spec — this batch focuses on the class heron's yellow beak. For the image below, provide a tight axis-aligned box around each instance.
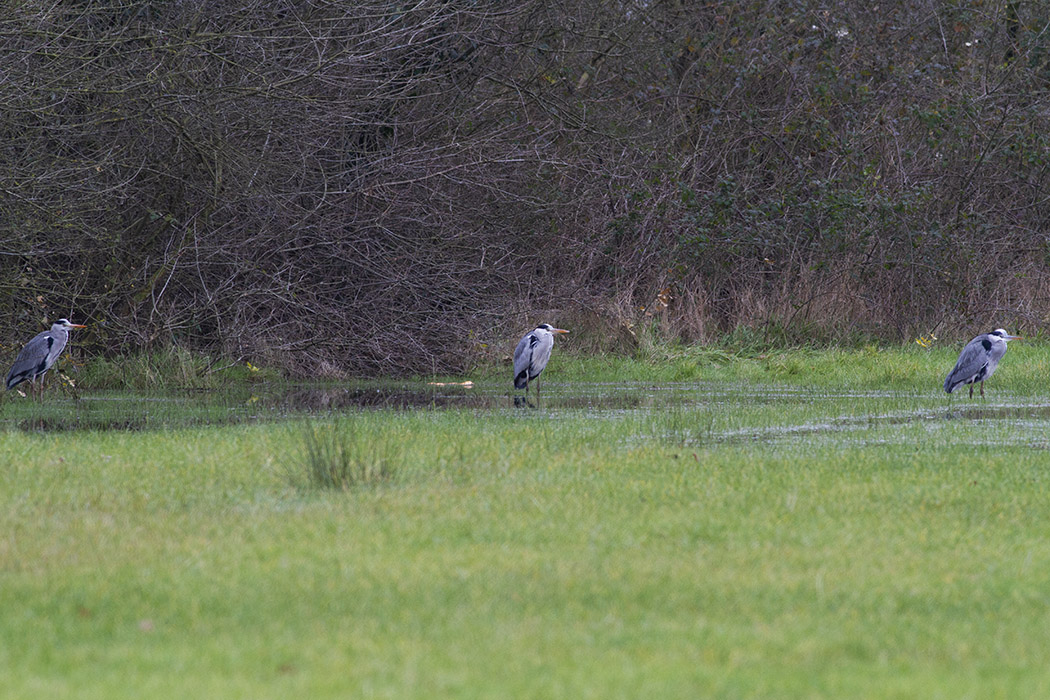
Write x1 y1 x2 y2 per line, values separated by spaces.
70 324 87 329
553 328 569 334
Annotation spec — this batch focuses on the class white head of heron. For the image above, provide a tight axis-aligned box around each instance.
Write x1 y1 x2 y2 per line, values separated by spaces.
991 329 1022 341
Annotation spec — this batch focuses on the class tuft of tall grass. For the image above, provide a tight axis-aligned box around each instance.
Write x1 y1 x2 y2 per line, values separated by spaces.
76 348 281 391
289 419 399 491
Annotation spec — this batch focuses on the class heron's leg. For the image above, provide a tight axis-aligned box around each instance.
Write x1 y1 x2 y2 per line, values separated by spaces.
980 381 984 397
969 383 974 399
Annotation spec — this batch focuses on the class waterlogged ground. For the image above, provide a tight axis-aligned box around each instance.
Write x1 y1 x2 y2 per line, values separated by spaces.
7 374 1050 451
5 349 1050 698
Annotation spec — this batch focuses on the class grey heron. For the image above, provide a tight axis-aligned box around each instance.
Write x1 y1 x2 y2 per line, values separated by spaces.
513 323 569 403
6 318 87 396
944 328 1021 398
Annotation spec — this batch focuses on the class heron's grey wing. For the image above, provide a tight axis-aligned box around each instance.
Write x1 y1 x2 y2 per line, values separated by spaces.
513 333 534 388
6 331 52 389
44 329 69 369
529 333 554 379
944 338 987 393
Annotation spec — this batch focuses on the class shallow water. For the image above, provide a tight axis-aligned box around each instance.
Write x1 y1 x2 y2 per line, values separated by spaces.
4 380 1049 451
0 380 750 431
708 402 1050 446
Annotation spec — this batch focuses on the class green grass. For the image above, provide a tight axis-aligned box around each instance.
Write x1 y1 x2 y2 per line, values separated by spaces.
290 420 401 490
542 338 1050 391
73 347 280 391
4 344 1050 697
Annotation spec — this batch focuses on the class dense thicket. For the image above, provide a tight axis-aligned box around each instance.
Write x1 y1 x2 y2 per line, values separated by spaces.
2 1 1049 374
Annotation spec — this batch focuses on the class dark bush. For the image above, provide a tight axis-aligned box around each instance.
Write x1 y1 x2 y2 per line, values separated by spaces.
2 1 1048 374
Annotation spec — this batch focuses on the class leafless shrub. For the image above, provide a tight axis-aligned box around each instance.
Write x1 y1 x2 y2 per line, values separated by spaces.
2 1 1050 374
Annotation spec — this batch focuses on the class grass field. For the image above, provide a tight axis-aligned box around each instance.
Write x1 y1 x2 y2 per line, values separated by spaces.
3 343 1050 697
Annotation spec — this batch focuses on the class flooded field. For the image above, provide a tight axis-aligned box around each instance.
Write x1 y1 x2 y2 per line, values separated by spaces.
6 378 1049 454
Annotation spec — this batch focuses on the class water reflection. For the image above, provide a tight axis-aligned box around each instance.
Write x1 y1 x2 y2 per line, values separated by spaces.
4 379 1050 435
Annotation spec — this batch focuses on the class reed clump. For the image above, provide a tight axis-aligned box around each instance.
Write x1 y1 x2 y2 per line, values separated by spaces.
291 419 398 491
